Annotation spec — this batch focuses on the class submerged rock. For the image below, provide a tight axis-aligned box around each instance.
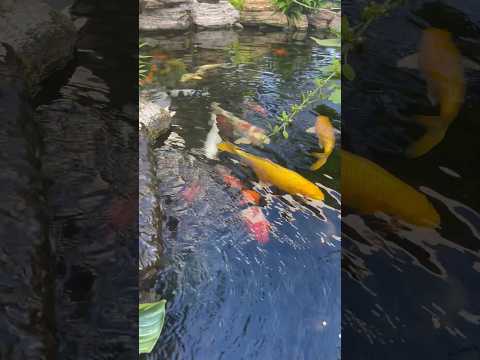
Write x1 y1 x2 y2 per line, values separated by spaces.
0 0 76 93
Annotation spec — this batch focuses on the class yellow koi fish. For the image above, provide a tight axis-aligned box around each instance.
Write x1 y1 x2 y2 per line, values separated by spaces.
306 115 335 170
397 27 479 158
342 150 440 228
218 142 324 201
180 63 226 83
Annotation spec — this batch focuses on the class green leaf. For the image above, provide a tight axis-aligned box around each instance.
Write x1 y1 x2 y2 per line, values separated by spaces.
139 300 167 354
328 88 341 104
341 16 353 42
282 129 289 139
311 37 341 48
342 63 356 81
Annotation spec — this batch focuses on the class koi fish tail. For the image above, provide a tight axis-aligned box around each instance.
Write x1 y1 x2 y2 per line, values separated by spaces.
405 116 447 158
310 152 328 170
217 141 238 154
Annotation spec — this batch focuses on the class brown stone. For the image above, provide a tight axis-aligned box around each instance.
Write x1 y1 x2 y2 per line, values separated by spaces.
288 14 308 30
240 11 289 28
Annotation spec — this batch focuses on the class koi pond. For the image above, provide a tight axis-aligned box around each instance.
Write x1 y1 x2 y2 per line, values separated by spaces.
140 29 341 359
342 1 480 358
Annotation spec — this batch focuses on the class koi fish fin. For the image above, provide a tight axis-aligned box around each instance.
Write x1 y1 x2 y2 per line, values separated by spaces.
405 116 447 158
217 141 238 154
306 126 316 134
397 53 419 69
310 152 328 170
234 137 252 145
462 57 480 71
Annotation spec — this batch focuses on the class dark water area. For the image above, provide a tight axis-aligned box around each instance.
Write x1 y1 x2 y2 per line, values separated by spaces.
19 2 139 358
141 30 341 359
343 0 480 358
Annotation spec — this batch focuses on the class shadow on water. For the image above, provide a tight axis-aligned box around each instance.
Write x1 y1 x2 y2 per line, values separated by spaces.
141 29 341 359
343 1 480 358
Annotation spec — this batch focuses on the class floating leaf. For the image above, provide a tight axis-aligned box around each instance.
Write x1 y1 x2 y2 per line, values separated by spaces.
342 63 356 81
311 37 341 48
139 300 167 354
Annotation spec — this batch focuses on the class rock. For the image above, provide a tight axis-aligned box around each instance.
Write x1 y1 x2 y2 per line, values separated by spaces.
240 0 312 29
308 9 340 30
288 14 309 30
141 35 193 51
139 95 173 141
193 30 239 49
192 0 240 28
328 13 341 32
139 0 192 31
0 42 54 360
240 10 289 28
0 0 76 93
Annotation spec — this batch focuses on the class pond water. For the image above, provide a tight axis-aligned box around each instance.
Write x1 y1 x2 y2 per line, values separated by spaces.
140 29 341 359
342 1 480 358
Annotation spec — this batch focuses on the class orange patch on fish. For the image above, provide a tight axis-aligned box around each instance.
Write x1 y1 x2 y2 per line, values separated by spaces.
240 189 261 206
222 174 244 190
241 206 271 244
152 51 170 61
272 48 289 57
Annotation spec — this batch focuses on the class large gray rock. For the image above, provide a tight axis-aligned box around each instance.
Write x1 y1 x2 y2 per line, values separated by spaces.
192 0 240 28
139 0 192 31
0 0 76 92
139 94 173 141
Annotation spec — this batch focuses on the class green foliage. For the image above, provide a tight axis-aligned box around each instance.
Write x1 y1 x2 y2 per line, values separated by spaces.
229 0 245 10
269 59 340 139
272 0 338 18
342 0 406 81
139 300 167 354
139 42 152 82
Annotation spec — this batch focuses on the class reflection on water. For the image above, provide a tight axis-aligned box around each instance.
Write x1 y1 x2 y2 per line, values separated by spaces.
343 1 480 358
141 30 340 359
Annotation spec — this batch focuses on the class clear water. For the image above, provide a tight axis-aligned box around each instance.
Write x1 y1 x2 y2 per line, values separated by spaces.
140 29 341 359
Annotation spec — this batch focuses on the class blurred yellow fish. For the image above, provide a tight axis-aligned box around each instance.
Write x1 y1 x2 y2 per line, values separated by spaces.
342 150 440 228
180 63 226 83
217 142 324 201
306 115 335 170
397 27 479 158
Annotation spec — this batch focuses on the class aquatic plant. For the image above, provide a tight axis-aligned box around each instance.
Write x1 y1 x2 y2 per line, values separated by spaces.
273 0 339 18
139 300 167 354
229 0 245 10
342 0 406 81
139 42 152 82
270 59 340 139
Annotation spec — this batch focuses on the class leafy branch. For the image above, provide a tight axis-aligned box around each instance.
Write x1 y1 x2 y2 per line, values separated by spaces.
139 42 152 82
270 60 340 139
342 0 406 81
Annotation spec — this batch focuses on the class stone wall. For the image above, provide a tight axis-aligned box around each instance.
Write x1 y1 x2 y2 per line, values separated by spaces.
139 0 340 31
